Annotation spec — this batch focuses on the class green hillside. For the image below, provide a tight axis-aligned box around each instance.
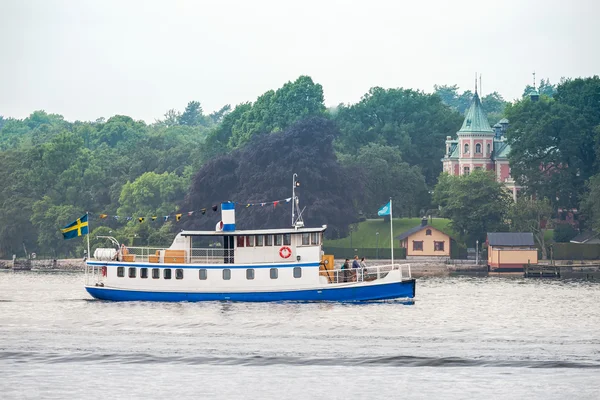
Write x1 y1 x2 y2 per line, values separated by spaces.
325 218 457 248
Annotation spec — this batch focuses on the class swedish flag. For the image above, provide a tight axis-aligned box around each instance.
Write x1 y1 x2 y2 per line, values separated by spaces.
61 214 89 240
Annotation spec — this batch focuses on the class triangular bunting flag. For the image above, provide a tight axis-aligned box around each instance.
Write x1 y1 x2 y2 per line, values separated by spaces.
285 198 291 203
212 205 218 212
151 216 157 221
273 201 279 208
138 217 144 223
187 211 194 216
99 214 108 219
176 213 182 221
201 208 206 215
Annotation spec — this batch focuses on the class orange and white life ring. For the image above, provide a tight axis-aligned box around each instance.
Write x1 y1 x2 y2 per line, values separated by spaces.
279 246 292 259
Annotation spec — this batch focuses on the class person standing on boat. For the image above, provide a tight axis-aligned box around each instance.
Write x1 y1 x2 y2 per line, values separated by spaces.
359 257 367 281
341 259 350 283
352 256 360 282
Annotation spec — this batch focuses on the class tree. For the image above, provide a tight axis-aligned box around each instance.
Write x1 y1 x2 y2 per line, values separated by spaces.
433 171 512 244
209 104 231 124
339 143 428 217
507 76 600 209
216 76 326 150
335 87 462 185
118 172 188 218
179 101 206 126
508 198 553 259
180 117 359 239
553 223 577 243
582 174 600 232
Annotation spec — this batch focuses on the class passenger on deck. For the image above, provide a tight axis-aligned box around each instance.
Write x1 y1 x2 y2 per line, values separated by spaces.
341 259 350 283
360 257 367 281
120 244 129 261
352 256 360 282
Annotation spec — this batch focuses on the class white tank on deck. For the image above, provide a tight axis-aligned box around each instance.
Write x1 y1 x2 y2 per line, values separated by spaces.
94 248 117 261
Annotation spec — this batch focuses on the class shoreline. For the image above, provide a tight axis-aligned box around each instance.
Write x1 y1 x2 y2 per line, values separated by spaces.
1 259 599 279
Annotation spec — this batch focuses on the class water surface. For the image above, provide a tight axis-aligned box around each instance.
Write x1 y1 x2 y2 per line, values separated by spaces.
1 271 599 399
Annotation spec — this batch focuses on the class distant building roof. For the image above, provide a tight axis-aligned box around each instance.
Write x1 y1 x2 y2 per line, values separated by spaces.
487 232 535 246
396 225 451 241
570 231 600 244
493 122 502 128
458 92 494 134
499 118 509 124
494 141 511 159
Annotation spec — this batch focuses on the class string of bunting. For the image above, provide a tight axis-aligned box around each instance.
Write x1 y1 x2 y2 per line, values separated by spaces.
88 196 294 224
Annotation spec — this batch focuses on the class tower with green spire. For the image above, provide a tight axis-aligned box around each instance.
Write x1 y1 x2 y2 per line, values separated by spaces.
442 78 521 200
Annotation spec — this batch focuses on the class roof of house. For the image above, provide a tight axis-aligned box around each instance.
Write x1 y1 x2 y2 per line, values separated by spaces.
487 232 535 246
395 225 450 241
494 141 511 159
570 231 599 244
458 92 494 134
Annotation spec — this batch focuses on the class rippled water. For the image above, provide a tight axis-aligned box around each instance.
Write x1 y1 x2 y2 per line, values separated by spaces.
1 271 599 399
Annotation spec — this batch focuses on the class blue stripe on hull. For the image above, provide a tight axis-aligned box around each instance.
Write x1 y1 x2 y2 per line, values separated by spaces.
85 279 416 302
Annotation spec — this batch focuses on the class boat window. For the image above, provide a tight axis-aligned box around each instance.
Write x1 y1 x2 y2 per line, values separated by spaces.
175 269 184 280
164 269 172 279
270 268 278 279
301 233 310 246
274 235 282 246
246 269 255 280
283 233 291 246
265 235 272 246
255 235 263 246
140 268 148 279
128 267 136 278
152 268 160 279
223 269 231 280
293 267 302 278
236 236 245 248
310 232 320 245
199 269 207 280
117 267 124 277
246 236 254 247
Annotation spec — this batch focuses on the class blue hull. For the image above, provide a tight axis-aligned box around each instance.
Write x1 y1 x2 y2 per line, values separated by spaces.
85 279 416 302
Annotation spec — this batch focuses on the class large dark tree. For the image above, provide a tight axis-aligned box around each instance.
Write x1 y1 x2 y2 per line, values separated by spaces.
506 76 600 209
180 117 360 239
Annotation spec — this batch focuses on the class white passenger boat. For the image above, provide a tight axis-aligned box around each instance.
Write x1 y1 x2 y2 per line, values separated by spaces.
85 183 415 302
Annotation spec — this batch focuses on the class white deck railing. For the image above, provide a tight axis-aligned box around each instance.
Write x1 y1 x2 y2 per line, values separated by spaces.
320 264 412 284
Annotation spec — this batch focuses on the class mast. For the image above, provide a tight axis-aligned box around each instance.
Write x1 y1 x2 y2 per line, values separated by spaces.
390 197 394 266
86 211 91 260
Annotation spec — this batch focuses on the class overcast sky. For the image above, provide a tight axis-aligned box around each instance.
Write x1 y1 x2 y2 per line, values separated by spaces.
1 0 598 122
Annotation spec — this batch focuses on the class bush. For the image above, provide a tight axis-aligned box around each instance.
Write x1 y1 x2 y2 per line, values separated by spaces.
553 223 578 243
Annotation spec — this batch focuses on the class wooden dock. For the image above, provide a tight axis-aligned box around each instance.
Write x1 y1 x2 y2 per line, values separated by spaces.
524 264 561 278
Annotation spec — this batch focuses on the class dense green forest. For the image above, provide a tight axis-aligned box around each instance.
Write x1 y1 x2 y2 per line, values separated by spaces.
1 75 598 258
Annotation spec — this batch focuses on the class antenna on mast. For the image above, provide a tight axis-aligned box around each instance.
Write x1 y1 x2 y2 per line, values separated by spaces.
533 71 536 89
480 74 482 99
475 72 478 94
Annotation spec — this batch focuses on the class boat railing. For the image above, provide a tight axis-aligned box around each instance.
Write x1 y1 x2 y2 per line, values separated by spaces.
115 247 242 264
320 264 412 284
85 263 103 286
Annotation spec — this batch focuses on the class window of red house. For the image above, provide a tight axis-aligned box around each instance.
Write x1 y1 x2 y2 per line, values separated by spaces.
413 241 423 251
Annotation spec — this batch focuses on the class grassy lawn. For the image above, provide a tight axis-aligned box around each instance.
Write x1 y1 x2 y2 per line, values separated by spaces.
324 218 456 248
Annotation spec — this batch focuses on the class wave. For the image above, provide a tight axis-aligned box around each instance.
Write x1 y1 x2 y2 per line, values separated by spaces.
1 351 598 369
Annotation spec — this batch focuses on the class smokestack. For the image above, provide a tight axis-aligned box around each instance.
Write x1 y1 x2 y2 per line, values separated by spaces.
421 217 428 227
221 202 235 231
